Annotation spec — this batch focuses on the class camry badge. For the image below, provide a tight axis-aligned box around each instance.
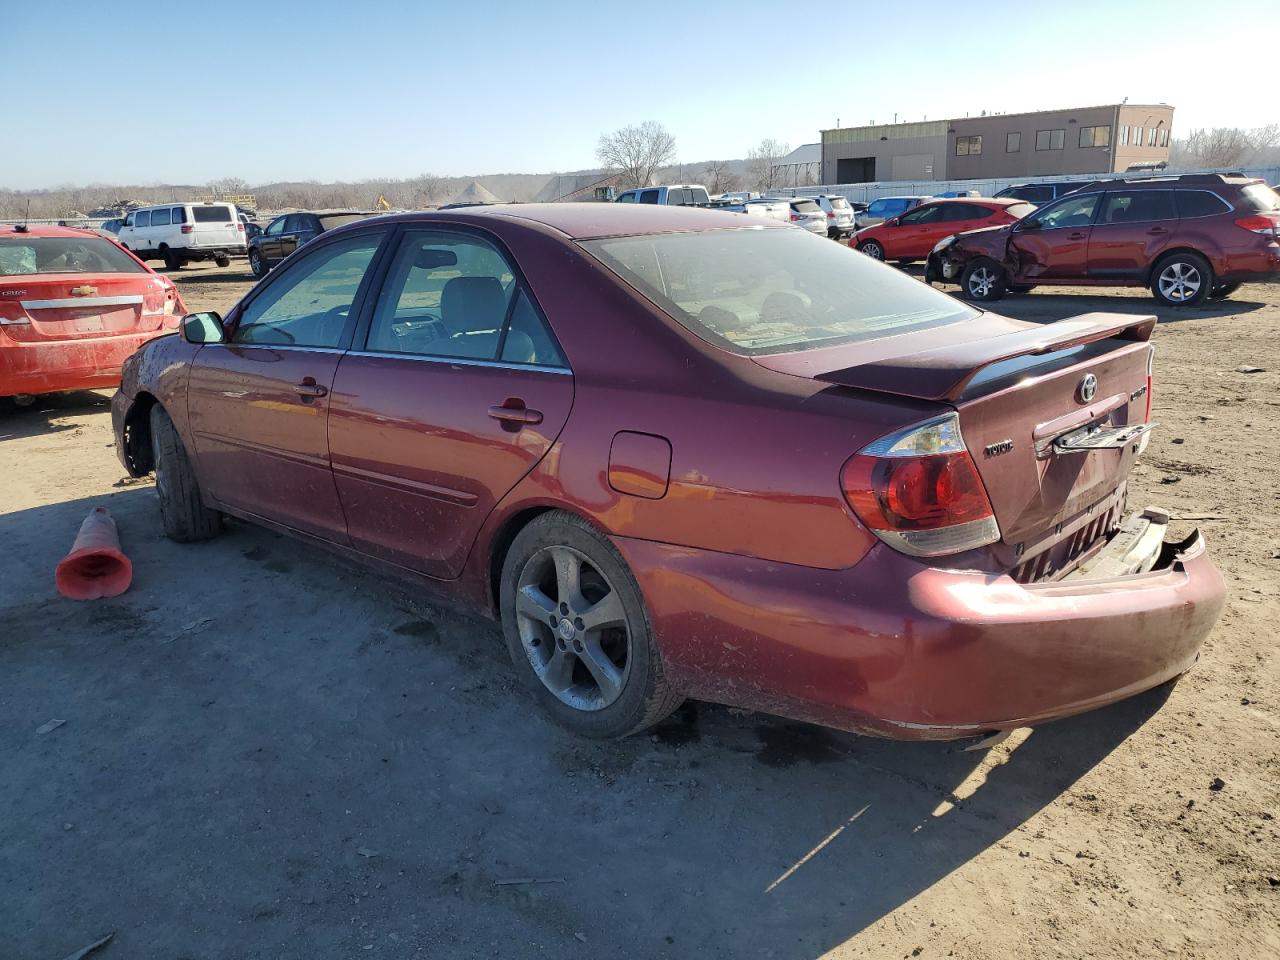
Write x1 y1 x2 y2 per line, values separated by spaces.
1078 373 1098 403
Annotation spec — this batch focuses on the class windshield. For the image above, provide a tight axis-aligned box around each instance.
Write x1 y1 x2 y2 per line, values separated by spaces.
581 227 977 356
0 236 146 276
868 199 910 217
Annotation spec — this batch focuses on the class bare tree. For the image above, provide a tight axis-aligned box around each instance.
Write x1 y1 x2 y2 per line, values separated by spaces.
1179 125 1280 168
208 177 250 197
596 121 677 189
747 138 789 192
702 160 740 195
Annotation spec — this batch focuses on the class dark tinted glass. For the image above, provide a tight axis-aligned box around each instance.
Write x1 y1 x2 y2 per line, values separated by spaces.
171 207 187 224
639 190 659 204
1175 190 1230 218
193 206 233 223
1101 191 1176 223
150 207 172 226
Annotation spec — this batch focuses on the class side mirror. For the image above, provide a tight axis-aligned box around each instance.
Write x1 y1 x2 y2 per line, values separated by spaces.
886 217 900 227
182 312 225 344
1017 218 1041 231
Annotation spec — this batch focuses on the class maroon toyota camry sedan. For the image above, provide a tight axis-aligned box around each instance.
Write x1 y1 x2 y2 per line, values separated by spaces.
112 204 1225 740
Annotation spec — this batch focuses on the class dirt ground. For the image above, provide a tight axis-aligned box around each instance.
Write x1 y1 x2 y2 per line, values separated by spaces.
2 261 1277 960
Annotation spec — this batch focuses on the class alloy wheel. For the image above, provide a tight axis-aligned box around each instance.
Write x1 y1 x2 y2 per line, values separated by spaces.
514 545 631 711
861 241 884 260
968 266 998 297
1158 261 1202 303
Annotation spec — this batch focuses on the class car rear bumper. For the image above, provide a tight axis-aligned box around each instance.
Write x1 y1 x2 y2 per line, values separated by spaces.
614 515 1225 740
0 331 169 397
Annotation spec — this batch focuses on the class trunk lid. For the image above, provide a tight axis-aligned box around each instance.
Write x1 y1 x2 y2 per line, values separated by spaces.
0 272 174 343
754 311 1156 561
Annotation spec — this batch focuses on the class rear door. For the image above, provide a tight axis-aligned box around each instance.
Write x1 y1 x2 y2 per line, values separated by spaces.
328 227 574 578
1008 192 1101 281
1087 189 1177 279
186 229 389 540
190 204 239 249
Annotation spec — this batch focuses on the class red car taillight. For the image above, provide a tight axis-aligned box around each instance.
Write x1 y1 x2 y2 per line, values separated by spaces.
236 222 246 232
789 214 800 222
1234 214 1280 237
181 224 194 234
1145 345 1155 423
841 413 1000 558
826 211 835 219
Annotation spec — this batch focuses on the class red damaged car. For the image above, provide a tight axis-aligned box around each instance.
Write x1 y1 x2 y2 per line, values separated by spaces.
853 197 1035 264
111 205 1224 740
1 225 186 405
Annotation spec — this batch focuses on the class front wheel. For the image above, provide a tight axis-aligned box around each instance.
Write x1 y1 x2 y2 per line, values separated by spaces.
858 239 885 261
500 511 683 739
1151 252 1212 306
960 259 1007 301
151 405 220 542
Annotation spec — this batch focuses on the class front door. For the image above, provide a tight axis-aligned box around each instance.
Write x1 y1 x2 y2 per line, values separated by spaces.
1008 192 1101 281
1087 189 1178 280
259 216 287 263
890 203 947 258
187 230 388 540
328 228 574 579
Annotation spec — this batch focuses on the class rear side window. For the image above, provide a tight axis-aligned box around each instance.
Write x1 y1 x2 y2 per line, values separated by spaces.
135 211 151 228
151 208 172 226
639 190 659 204
1101 190 1176 223
193 206 234 223
0 237 146 276
689 188 710 204
1176 191 1231 218
666 189 690 206
793 200 821 213
172 207 187 224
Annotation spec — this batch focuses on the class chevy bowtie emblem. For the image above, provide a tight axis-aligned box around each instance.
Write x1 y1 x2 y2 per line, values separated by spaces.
70 285 97 296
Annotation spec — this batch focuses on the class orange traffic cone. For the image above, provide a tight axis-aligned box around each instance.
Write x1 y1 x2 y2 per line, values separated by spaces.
56 506 133 600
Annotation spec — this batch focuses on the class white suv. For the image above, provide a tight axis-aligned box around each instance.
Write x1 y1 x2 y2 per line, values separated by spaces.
116 202 246 270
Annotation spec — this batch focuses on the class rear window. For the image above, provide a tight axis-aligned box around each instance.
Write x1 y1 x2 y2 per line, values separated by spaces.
793 200 821 213
829 197 850 210
1240 183 1280 213
318 214 372 230
689 187 710 204
581 227 976 356
0 237 146 276
192 205 234 223
1005 202 1036 219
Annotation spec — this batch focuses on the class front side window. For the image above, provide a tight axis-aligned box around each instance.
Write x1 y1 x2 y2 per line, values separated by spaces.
233 233 383 347
955 135 982 157
124 212 135 227
1035 129 1065 151
943 203 993 222
667 189 691 206
0 237 147 276
615 192 637 204
1024 193 1099 230
581 227 977 356
1079 125 1110 148
265 217 286 236
1100 190 1176 224
1006 132 1021 153
151 207 172 226
364 231 564 367
638 190 659 204
899 204 944 225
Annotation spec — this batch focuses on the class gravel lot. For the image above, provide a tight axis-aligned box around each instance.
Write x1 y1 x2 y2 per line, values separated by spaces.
2 261 1277 960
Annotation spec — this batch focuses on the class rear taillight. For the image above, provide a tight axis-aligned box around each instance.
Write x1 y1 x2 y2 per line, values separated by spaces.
1234 214 1280 237
1144 345 1154 424
826 211 835 219
789 214 800 222
181 224 194 234
841 413 999 558
236 222 245 232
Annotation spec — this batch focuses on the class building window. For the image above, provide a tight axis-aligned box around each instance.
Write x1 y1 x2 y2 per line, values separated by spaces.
1148 127 1157 146
1132 126 1143 146
1079 125 1111 148
1035 129 1065 151
1120 125 1129 146
1006 132 1021 153
1159 127 1170 147
955 135 982 157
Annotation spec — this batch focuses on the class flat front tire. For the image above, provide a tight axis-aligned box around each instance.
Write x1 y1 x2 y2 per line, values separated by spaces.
500 511 683 738
151 405 220 542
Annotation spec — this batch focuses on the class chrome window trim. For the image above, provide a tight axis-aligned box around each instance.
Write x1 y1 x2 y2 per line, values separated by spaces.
219 342 343 353
348 349 572 375
21 295 144 310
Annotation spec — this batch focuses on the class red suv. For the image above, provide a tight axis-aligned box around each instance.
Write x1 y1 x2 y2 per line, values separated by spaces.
929 175 1280 306
854 198 1035 264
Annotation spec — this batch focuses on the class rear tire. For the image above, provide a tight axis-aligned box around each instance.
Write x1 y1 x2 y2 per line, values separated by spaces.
150 405 220 542
1151 251 1212 306
162 247 183 271
500 511 683 739
960 258 1007 301
859 239 885 261
1209 281 1241 300
215 256 231 268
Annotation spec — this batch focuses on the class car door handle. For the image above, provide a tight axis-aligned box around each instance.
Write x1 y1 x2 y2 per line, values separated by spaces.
1068 232 1087 240
488 400 543 425
294 379 328 398
1147 227 1168 235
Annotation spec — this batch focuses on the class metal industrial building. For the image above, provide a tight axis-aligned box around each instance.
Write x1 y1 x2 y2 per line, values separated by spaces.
820 103 1174 184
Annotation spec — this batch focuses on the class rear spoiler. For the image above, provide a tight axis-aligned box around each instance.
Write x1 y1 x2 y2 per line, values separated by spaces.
814 313 1156 402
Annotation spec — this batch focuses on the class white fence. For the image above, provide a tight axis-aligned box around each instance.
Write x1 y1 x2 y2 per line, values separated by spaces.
767 166 1280 202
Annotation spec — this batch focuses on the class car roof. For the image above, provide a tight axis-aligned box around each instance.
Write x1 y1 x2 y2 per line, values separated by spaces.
871 195 929 201
2 224 106 239
371 203 789 241
919 197 1025 206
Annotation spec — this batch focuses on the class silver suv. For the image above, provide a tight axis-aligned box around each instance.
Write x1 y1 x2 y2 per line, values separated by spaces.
812 195 856 238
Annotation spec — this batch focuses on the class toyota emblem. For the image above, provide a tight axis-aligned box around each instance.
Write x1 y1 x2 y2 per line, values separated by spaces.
1078 373 1098 403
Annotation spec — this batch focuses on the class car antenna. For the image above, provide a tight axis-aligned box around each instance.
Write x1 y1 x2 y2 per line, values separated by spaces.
15 199 30 233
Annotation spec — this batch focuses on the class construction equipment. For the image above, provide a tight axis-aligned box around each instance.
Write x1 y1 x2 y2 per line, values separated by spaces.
373 194 393 211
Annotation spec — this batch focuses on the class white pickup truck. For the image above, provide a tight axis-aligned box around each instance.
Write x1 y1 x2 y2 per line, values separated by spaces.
614 184 713 206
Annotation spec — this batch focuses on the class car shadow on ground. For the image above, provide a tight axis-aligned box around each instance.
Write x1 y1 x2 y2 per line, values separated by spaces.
0 391 111 442
0 489 1172 959
992 290 1268 326
161 264 256 283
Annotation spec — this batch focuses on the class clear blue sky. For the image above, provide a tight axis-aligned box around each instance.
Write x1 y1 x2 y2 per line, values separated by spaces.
5 0 1273 189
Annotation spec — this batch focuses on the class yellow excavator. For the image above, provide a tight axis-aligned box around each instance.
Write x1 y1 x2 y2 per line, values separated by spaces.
373 194 392 211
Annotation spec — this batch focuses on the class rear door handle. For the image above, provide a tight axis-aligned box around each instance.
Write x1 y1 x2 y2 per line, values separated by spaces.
294 379 328 398
1147 227 1168 235
488 400 543 425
